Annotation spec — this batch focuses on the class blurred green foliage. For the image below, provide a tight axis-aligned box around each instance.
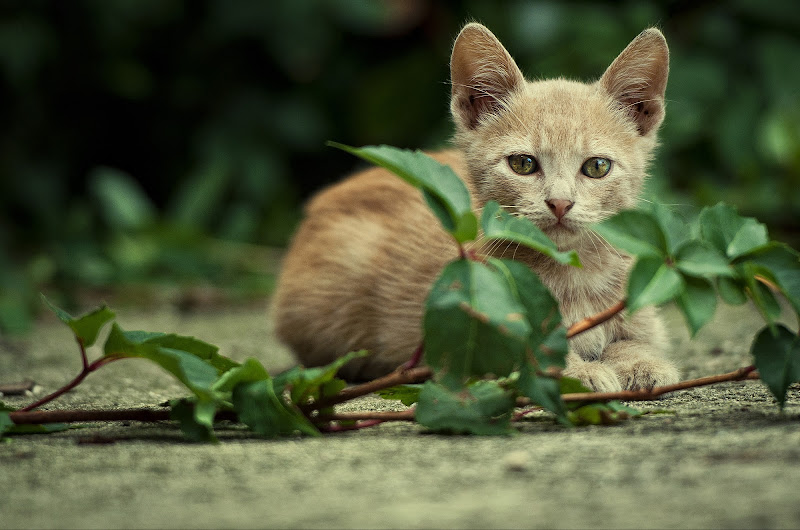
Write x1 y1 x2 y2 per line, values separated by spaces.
1 0 799 333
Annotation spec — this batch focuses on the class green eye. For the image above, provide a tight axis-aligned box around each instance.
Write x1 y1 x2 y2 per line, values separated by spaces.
581 157 612 178
508 154 538 175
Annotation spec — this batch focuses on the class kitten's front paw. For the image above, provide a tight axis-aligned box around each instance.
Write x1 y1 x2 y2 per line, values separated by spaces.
563 361 622 392
614 357 680 391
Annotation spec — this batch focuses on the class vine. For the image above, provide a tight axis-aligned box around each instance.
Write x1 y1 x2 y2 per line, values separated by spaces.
2 145 799 441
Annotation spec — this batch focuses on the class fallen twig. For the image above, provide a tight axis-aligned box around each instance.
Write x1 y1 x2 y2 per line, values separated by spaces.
315 410 416 423
0 380 36 396
9 408 240 425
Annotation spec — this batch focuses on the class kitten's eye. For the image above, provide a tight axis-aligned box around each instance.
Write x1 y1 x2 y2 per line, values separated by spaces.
508 154 538 175
581 157 612 179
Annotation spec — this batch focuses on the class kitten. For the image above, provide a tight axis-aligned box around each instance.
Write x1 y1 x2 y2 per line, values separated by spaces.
271 23 680 392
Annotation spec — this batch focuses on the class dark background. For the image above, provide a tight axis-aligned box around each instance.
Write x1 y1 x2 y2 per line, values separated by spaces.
2 0 799 332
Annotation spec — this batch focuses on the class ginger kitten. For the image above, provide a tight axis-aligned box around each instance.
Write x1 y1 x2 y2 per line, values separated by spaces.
272 23 680 391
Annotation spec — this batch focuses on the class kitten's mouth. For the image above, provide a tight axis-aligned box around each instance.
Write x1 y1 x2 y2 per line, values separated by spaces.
543 220 583 245
544 219 577 233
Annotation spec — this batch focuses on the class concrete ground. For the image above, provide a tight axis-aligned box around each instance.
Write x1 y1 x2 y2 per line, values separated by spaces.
1 300 799 529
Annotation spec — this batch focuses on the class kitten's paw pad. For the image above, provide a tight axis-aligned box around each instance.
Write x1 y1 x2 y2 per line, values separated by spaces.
615 358 680 391
564 362 622 393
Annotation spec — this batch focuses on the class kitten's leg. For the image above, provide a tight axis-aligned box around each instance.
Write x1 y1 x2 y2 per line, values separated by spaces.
563 351 623 392
601 340 680 391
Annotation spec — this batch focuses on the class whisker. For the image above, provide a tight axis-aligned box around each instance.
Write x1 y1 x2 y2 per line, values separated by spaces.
511 241 522 261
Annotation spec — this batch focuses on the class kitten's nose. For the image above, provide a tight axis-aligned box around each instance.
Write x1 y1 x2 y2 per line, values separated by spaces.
545 199 574 221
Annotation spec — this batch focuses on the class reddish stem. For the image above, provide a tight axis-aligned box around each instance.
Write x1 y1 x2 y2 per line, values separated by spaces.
78 338 89 371
316 419 386 432
304 366 432 413
19 356 122 412
512 406 543 421
402 343 425 370
515 365 759 405
566 299 627 339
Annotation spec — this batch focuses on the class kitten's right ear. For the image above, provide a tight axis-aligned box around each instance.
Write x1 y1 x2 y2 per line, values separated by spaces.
450 23 525 130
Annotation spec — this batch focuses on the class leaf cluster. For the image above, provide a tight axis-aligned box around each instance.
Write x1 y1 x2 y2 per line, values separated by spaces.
596 202 800 407
1 297 366 442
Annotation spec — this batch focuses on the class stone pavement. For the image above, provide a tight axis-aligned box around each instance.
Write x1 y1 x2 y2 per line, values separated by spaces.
1 301 799 528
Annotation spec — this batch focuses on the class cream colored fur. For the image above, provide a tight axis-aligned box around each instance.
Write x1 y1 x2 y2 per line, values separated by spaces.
271 23 680 391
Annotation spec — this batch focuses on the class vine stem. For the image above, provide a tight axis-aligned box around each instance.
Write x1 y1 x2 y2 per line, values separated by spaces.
19 351 122 413
302 366 433 413
8 408 416 427
7 368 761 426
402 343 425 370
517 365 759 406
566 299 627 339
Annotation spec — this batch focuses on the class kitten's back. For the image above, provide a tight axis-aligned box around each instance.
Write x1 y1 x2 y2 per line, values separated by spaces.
271 150 469 379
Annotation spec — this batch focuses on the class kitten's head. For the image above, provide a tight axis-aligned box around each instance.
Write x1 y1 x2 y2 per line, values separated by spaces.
450 23 669 248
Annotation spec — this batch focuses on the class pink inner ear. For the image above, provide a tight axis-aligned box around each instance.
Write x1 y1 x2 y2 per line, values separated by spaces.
466 89 502 129
620 92 663 136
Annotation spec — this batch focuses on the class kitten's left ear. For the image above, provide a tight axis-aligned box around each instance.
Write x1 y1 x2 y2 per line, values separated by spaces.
600 28 669 136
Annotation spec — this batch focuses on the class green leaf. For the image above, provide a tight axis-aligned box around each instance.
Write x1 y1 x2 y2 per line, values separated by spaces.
89 166 157 231
488 258 564 365
593 210 667 259
559 377 593 395
415 380 515 435
142 333 239 374
743 243 800 317
272 350 368 408
480 201 581 266
170 398 216 443
328 143 476 242
646 202 689 254
516 366 569 425
0 411 14 438
743 264 782 327
676 276 717 337
1 402 72 437
232 379 320 438
627 256 685 313
605 401 644 417
104 323 220 399
717 276 748 305
41 296 116 347
375 384 422 406
533 327 569 372
698 203 769 259
450 211 479 245
751 325 800 409
568 401 640 426
728 221 770 259
424 259 531 385
212 357 270 393
674 241 733 278
2 423 72 435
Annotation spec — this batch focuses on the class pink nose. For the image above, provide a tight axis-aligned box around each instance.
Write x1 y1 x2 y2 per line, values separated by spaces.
545 199 574 221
